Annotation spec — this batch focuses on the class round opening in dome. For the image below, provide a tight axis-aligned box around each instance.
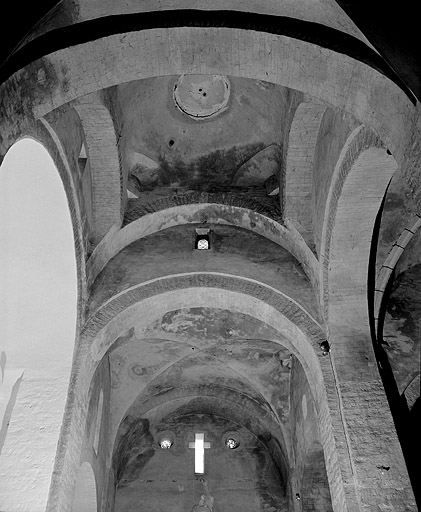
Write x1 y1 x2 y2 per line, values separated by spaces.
173 75 230 119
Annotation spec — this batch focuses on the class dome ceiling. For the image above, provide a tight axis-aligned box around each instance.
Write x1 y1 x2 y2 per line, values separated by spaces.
117 76 296 201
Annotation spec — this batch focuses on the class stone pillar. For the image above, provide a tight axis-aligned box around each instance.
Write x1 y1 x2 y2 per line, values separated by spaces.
327 327 417 512
75 102 123 246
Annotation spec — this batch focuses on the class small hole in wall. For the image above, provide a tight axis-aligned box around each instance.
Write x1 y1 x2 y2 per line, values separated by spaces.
168 139 175 148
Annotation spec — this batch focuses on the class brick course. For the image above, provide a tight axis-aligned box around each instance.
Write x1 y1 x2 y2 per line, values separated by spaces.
75 102 122 245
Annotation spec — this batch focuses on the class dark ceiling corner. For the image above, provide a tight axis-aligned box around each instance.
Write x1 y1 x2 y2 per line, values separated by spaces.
334 0 420 100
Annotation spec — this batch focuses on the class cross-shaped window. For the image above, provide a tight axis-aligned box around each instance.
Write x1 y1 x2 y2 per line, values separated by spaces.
189 433 210 474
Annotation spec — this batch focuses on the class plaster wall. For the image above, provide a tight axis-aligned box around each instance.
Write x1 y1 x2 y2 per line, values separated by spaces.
75 0 373 45
0 373 74 511
113 413 288 512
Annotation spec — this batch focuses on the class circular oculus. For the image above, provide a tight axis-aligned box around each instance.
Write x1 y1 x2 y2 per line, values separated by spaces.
174 74 230 119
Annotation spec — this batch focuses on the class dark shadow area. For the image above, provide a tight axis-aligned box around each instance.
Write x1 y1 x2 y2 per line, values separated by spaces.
375 276 421 508
0 1 61 64
334 0 420 100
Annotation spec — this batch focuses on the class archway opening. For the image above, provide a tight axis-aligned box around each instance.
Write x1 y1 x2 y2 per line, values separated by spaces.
0 138 77 510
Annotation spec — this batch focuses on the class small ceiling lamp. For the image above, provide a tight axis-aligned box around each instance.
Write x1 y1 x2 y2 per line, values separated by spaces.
195 228 211 250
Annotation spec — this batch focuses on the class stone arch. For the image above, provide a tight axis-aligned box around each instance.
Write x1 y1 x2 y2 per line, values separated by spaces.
0 27 416 168
87 202 319 292
50 273 352 512
36 117 88 316
320 126 397 330
71 461 97 512
81 274 325 363
284 101 327 244
316 128 415 511
74 100 123 245
0 137 78 512
374 215 421 334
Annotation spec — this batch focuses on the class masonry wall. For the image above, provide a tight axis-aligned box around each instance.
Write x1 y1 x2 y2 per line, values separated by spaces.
289 356 333 511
